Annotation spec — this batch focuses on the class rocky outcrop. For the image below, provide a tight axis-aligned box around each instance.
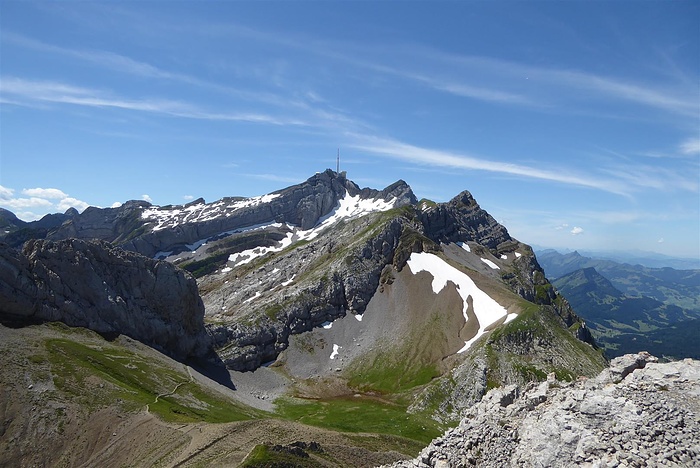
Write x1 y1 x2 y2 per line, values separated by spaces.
391 352 700 467
420 191 510 250
0 239 211 360
0 208 26 231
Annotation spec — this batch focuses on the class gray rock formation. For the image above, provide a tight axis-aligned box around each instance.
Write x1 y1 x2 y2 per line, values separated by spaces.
203 186 594 372
0 208 79 247
420 190 510 250
205 215 411 370
391 352 700 467
0 239 211 360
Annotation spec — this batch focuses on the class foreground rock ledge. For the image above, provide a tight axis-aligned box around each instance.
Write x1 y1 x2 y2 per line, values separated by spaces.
389 352 700 467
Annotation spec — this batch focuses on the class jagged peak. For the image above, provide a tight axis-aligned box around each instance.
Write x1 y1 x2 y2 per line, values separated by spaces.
447 189 478 207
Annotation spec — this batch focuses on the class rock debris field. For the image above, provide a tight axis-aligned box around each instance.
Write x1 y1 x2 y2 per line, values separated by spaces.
390 353 700 467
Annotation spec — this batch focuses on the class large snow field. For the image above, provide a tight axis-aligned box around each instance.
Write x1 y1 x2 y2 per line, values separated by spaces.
406 252 509 353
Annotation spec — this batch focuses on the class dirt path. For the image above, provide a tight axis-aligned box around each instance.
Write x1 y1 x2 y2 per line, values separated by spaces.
146 364 194 413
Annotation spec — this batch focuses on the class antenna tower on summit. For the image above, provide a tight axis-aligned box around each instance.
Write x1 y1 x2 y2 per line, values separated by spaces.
336 148 340 173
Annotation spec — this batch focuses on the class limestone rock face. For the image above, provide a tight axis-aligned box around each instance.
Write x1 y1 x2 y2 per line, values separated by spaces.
420 191 510 249
390 353 700 467
0 239 210 360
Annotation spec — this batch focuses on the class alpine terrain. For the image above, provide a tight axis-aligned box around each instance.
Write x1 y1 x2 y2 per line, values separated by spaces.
536 249 700 360
6 169 692 467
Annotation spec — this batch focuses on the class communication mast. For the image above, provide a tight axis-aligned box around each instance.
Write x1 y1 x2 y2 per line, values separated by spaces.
336 148 340 173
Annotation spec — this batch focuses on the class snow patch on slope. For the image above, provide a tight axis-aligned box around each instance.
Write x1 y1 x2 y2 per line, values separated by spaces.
330 344 341 360
304 192 397 241
142 193 282 231
217 191 397 267
481 258 500 270
407 252 509 353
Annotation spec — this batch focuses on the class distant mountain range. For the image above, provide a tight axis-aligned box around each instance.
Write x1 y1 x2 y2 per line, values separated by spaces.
537 249 700 359
531 245 700 270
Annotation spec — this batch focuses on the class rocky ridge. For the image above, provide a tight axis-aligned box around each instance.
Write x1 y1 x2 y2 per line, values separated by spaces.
199 178 597 372
18 170 415 260
391 352 700 467
0 239 211 360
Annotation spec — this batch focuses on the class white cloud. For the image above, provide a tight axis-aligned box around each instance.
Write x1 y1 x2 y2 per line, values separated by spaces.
12 211 43 221
22 187 68 199
57 197 89 213
183 195 194 201
555 223 569 230
142 194 153 203
0 197 53 210
658 238 665 244
0 185 14 199
111 202 123 208
571 226 584 235
680 138 700 155
0 184 92 219
1 77 308 126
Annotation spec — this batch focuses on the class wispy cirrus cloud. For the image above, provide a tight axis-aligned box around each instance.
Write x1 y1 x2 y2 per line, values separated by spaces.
347 134 632 196
348 131 700 197
0 77 309 126
2 32 362 127
680 138 700 155
385 46 699 118
600 164 699 193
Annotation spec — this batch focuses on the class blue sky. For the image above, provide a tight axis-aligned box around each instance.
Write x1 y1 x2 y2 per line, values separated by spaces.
1 1 698 258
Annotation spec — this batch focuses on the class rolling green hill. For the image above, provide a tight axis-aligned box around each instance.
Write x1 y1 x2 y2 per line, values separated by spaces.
553 267 699 359
537 249 700 312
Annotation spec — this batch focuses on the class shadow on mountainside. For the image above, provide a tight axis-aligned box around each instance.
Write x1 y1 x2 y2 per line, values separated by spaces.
190 353 237 390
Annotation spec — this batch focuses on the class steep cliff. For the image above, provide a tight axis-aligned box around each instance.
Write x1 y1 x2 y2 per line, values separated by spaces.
0 239 210 360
